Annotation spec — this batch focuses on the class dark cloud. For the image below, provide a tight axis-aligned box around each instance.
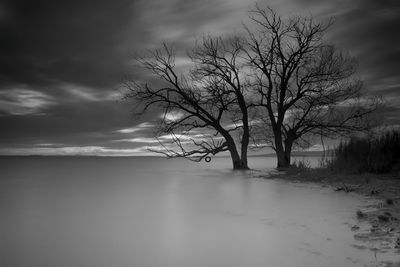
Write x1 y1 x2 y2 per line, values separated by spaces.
289 0 400 123
323 0 400 125
0 0 140 88
329 0 400 82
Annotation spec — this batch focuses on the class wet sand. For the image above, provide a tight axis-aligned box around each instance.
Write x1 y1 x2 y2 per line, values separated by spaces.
256 169 400 267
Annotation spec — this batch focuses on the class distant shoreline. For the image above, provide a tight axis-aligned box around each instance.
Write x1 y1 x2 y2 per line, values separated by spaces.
0 155 166 158
0 151 326 158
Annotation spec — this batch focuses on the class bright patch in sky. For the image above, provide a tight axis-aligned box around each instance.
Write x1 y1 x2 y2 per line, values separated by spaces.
0 88 55 115
0 146 154 156
162 111 184 122
61 83 119 101
115 122 154 134
114 137 159 143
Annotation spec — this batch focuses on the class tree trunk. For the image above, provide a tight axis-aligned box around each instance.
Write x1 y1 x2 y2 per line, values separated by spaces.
232 159 248 170
275 147 291 168
274 133 291 168
228 144 249 170
239 96 250 170
238 153 248 170
240 130 249 170
284 138 293 167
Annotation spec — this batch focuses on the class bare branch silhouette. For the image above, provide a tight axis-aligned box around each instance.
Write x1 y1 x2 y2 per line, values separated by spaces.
123 5 379 169
124 38 251 169
245 5 379 167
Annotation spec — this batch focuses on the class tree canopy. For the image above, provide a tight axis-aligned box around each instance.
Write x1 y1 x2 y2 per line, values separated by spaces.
124 5 378 169
124 38 251 169
245 6 378 167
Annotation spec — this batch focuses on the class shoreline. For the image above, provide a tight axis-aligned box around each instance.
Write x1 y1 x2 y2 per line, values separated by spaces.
254 168 400 267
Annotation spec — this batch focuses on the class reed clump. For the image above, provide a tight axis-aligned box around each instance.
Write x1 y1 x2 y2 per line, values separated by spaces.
328 130 400 174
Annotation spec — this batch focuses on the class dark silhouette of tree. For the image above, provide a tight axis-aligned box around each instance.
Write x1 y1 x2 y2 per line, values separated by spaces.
124 6 378 170
244 6 378 167
124 38 251 170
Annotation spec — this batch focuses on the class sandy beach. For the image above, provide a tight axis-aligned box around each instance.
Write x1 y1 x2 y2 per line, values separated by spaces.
255 169 400 267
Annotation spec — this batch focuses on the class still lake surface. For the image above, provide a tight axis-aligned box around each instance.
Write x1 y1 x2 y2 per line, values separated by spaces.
0 156 385 266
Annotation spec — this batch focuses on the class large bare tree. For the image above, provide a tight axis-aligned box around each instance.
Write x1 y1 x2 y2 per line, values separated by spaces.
124 37 251 170
124 6 378 170
245 6 378 167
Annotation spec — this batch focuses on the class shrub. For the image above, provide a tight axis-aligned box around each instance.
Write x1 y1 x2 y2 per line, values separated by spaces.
292 158 311 171
328 130 400 174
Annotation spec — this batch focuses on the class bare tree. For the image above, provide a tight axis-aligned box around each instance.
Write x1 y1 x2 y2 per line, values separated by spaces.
124 38 251 170
124 6 378 169
244 6 378 167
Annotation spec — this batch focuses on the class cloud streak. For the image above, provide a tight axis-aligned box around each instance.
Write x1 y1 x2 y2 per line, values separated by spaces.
0 145 155 156
115 122 154 134
0 87 55 115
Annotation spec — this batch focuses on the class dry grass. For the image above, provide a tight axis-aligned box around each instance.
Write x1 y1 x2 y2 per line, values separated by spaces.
328 130 400 174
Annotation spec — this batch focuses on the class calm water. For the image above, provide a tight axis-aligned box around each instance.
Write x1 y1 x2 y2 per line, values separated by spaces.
0 156 387 266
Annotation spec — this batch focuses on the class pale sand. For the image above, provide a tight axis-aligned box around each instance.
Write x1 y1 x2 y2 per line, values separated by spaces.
256 169 400 267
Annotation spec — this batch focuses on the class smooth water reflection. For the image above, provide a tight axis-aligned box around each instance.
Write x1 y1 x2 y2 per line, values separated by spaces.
0 157 387 266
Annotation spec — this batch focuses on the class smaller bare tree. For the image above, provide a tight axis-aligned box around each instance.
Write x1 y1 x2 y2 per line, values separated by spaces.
124 38 251 170
245 6 378 167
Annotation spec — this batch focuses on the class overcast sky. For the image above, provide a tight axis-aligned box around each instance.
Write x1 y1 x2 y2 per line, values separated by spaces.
1 0 399 156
